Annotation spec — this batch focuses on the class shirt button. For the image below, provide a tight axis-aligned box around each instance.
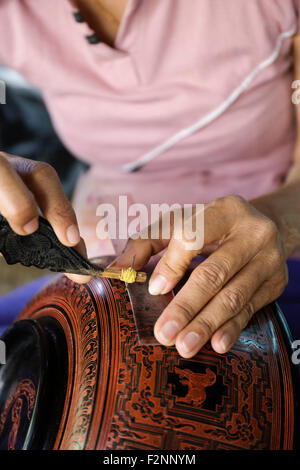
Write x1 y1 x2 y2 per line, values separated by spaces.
86 33 101 44
73 11 84 23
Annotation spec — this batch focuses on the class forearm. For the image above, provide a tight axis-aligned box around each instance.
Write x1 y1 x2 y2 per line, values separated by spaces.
251 162 300 258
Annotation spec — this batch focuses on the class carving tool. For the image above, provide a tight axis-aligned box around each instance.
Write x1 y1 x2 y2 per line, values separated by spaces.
0 214 147 283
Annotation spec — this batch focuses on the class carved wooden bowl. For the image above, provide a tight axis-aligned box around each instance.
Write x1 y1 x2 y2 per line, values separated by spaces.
0 259 299 450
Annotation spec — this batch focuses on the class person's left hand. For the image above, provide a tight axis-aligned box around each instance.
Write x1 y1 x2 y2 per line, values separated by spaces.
113 195 289 358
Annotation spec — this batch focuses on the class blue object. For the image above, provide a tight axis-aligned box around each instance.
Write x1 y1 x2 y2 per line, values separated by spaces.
0 276 52 336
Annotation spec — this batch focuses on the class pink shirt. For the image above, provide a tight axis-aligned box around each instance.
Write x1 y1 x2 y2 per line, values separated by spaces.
0 0 300 255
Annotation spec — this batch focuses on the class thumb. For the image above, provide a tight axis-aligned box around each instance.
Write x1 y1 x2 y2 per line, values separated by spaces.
148 238 198 295
65 238 93 284
111 208 187 270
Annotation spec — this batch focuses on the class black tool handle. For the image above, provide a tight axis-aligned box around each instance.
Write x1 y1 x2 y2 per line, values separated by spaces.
0 214 100 275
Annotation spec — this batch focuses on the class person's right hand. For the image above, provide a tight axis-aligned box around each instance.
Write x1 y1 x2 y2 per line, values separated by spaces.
0 151 92 283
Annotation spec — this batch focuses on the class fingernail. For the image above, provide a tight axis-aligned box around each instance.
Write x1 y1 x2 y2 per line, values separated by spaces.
66 224 80 245
182 332 201 353
23 218 39 234
156 320 179 344
220 333 231 353
149 274 168 295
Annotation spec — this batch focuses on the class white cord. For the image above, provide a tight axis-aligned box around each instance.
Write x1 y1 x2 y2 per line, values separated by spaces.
122 26 297 173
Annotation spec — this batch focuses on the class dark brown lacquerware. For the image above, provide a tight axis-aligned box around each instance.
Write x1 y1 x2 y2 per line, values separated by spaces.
0 257 299 450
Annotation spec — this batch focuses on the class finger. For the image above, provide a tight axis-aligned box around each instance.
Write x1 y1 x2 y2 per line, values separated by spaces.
115 200 240 292
12 157 81 247
210 277 284 354
114 206 203 276
148 238 198 295
153 232 262 346
174 260 285 358
66 273 92 284
65 238 93 284
0 153 39 235
148 198 253 296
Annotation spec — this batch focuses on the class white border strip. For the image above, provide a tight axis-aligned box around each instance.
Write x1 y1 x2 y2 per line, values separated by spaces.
123 26 297 173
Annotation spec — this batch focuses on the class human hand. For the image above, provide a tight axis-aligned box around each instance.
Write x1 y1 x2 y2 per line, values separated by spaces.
113 196 288 358
0 152 92 283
